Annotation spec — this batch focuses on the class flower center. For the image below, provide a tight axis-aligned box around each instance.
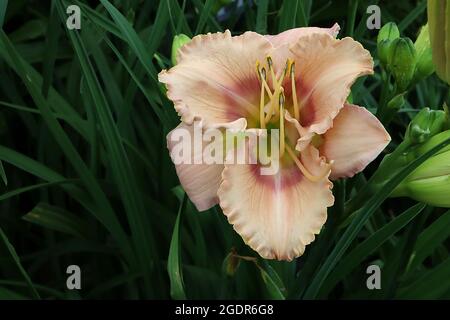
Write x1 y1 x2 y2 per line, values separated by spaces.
255 56 331 182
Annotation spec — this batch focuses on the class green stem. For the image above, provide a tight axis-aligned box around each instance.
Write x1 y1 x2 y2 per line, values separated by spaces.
346 0 359 37
377 70 393 121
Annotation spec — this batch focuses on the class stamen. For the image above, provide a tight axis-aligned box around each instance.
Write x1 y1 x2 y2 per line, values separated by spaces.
279 89 285 157
272 64 289 120
285 144 332 182
264 57 289 124
264 56 279 123
266 56 277 91
256 62 273 99
290 61 300 120
259 70 266 129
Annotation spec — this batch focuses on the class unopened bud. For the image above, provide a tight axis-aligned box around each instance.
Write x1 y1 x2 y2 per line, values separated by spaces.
405 108 446 145
392 131 450 207
388 37 417 92
171 34 191 66
377 22 400 66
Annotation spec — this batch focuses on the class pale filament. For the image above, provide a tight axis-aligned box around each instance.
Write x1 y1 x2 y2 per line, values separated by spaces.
259 68 266 129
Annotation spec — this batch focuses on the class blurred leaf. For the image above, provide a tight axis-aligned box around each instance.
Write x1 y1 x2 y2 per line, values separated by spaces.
102 36 164 124
0 33 90 141
257 261 286 300
0 286 28 300
171 185 185 202
86 272 142 298
98 0 167 123
0 0 6 28
408 209 450 270
398 0 426 32
278 0 299 32
168 0 192 36
23 203 90 239
168 194 187 300
74 0 122 38
0 159 6 185
255 0 268 34
320 203 425 296
0 227 40 299
41 0 60 98
99 0 161 79
195 0 213 34
9 19 46 42
0 280 65 299
397 257 450 299
346 0 358 37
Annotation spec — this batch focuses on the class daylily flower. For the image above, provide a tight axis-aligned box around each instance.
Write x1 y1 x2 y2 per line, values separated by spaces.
159 25 391 261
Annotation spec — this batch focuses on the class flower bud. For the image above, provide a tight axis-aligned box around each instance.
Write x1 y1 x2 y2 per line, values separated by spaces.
377 22 400 66
377 22 400 44
392 130 450 207
405 108 447 145
413 24 434 82
171 34 191 66
427 0 450 84
388 37 417 92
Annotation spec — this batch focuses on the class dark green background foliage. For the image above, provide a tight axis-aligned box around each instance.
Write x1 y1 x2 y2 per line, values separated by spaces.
0 0 449 299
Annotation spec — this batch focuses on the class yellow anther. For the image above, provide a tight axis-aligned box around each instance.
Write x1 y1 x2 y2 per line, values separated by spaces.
279 89 285 107
256 61 262 79
289 60 295 77
260 67 267 81
279 89 285 157
285 144 332 182
290 61 300 120
256 61 273 100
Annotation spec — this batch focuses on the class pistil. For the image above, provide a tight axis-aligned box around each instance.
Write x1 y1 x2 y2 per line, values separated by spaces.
279 89 285 157
258 66 267 129
285 144 333 182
